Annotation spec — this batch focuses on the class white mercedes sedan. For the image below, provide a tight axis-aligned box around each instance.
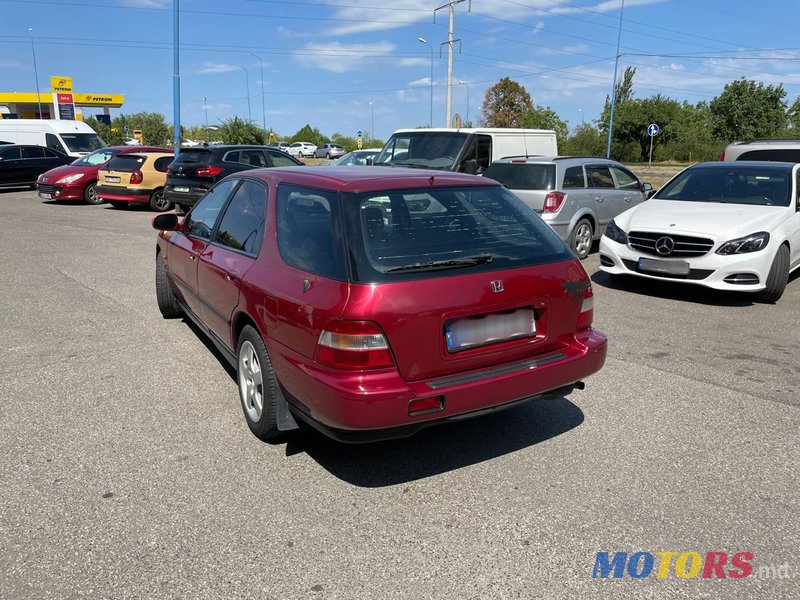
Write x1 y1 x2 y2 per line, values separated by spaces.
599 161 800 303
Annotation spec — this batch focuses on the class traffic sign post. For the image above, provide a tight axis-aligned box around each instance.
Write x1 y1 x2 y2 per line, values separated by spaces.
356 130 363 138
647 123 660 167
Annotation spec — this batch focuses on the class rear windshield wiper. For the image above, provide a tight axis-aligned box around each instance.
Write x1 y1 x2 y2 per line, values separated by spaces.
384 254 493 273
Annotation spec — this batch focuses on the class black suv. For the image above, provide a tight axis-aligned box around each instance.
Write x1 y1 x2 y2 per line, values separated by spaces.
164 145 302 211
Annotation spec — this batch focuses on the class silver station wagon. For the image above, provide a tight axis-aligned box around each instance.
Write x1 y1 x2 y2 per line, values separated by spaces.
483 156 654 259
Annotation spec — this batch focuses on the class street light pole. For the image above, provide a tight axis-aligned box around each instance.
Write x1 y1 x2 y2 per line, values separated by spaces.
369 100 374 141
418 37 434 127
249 53 266 140
235 64 251 123
459 80 469 125
28 28 43 119
203 97 209 142
606 0 625 159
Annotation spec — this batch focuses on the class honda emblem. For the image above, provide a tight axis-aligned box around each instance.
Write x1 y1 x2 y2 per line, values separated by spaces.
491 280 504 293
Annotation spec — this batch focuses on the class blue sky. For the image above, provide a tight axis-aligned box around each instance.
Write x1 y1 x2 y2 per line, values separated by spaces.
1 0 799 140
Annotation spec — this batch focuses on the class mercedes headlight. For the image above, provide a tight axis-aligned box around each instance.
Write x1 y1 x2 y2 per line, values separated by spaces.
604 219 628 244
716 232 770 255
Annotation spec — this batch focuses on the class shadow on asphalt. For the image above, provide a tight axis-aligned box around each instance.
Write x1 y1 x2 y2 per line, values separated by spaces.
181 316 585 487
588 268 800 307
291 397 584 487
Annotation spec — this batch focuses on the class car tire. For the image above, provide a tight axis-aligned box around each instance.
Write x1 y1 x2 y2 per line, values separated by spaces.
109 201 127 209
754 245 789 304
83 182 102 205
569 218 594 260
236 325 280 441
155 251 182 318
149 188 171 212
326 153 332 159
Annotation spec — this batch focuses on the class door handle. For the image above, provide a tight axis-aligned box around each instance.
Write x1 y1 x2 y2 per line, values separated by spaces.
595 196 603 202
624 196 632 202
225 271 240 282
189 254 197 261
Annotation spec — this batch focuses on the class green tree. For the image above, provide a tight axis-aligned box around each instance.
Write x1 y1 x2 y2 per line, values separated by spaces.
560 124 606 157
291 124 326 147
120 112 171 146
660 101 721 162
480 77 533 128
521 105 569 145
709 78 787 142
217 116 266 144
610 94 682 161
83 116 120 145
786 96 800 133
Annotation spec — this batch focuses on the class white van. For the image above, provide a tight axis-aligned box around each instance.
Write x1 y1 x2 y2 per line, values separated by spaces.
0 119 106 158
374 127 558 173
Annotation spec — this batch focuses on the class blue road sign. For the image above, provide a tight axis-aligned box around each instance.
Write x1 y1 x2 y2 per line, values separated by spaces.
356 130 363 138
647 123 660 137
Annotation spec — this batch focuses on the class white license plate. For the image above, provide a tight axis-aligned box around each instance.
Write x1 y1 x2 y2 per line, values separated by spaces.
638 257 690 276
446 308 536 353
105 176 121 183
39 193 52 199
173 186 190 193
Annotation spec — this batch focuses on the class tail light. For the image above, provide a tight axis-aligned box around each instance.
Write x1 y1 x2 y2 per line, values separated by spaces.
315 320 395 370
129 170 143 184
577 283 594 330
196 166 224 177
543 191 566 213
719 150 725 161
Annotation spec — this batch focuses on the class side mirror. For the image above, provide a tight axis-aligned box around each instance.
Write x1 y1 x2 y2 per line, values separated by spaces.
366 157 374 166
642 182 657 199
462 159 478 175
152 213 179 231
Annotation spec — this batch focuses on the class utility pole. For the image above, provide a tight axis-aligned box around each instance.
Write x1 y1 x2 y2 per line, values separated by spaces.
250 53 266 140
172 0 181 156
606 0 625 159
203 97 208 142
28 29 43 119
434 0 470 128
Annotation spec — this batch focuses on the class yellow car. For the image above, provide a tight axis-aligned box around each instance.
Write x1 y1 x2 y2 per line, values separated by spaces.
97 151 174 212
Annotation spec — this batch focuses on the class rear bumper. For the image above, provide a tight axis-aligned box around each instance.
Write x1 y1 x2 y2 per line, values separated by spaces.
270 329 607 440
164 185 205 206
96 185 152 202
36 182 84 200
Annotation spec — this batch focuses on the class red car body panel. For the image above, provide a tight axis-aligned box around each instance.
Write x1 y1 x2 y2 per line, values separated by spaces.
157 167 607 439
37 145 170 201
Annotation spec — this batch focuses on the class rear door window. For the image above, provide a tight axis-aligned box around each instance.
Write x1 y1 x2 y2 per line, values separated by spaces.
586 166 615 188
267 149 299 167
23 146 45 158
213 179 267 256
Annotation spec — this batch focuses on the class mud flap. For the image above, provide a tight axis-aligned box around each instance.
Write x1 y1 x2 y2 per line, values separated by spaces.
275 385 299 431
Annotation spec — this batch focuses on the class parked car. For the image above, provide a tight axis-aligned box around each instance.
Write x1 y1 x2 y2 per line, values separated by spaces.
286 142 317 158
36 145 171 204
0 144 72 189
313 143 346 159
96 151 174 212
0 119 105 158
330 148 382 166
151 166 607 442
483 156 654 259
267 142 290 153
721 139 800 163
599 161 800 303
164 145 303 212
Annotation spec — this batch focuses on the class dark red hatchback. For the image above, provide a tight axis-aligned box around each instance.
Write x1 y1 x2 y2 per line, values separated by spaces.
152 167 606 442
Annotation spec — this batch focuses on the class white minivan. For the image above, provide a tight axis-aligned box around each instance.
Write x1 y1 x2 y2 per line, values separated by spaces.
0 119 106 158
374 127 558 174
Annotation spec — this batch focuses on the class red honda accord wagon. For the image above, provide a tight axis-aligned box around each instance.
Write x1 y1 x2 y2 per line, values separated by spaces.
152 166 607 442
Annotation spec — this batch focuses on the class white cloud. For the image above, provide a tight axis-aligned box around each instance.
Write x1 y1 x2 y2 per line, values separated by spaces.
120 0 169 8
408 77 432 87
195 62 241 75
550 0 668 16
294 42 396 73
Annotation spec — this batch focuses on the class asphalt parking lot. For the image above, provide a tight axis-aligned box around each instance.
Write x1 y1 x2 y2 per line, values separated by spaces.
1 189 798 600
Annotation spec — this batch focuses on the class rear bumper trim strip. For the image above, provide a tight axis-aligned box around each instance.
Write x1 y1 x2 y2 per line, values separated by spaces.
426 352 567 390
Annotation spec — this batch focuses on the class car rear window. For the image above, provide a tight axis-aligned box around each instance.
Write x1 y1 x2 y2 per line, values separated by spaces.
483 163 556 190
737 149 800 162
106 155 145 172
172 149 212 165
342 185 572 283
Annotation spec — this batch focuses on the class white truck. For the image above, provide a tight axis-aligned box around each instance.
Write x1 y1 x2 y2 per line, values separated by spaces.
373 127 558 174
0 119 106 158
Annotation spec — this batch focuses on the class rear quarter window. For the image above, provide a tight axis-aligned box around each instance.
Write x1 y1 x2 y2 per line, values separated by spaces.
482 163 555 190
562 166 585 188
154 156 173 172
738 149 800 162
